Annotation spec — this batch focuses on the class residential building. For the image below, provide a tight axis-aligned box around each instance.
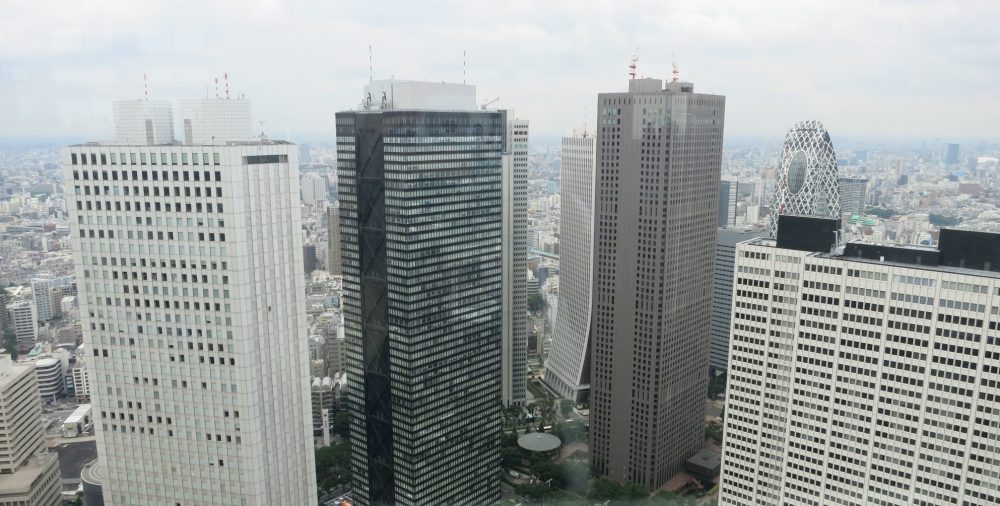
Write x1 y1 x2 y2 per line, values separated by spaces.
326 204 341 276
838 176 868 217
590 77 725 489
338 79 503 505
545 133 596 402
6 301 36 351
502 116 529 406
767 120 840 237
65 97 316 505
720 216 1000 506
709 229 767 377
0 355 61 506
30 276 74 322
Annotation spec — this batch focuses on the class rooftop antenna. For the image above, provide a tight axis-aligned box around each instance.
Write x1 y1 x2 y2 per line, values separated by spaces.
224 72 230 99
214 77 219 98
628 48 639 80
583 105 588 137
463 50 467 84
143 74 149 100
671 54 679 82
368 45 373 82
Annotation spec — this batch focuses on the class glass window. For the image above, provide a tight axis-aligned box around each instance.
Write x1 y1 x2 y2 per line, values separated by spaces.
182 153 188 165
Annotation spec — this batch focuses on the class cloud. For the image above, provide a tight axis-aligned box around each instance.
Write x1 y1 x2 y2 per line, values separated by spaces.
1 0 998 140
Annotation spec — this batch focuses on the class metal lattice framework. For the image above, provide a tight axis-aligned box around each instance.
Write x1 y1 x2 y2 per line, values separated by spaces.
767 120 840 237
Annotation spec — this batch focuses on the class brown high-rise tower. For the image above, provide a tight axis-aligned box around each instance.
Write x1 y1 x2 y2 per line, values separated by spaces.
590 77 725 489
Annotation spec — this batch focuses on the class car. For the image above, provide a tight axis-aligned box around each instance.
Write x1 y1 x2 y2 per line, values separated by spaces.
508 470 520 478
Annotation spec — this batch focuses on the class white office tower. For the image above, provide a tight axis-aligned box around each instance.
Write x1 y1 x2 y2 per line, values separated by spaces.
113 100 174 145
64 97 316 505
766 120 840 237
708 229 767 376
502 116 529 405
0 355 61 505
720 216 1000 506
544 133 596 402
179 98 254 145
300 172 328 207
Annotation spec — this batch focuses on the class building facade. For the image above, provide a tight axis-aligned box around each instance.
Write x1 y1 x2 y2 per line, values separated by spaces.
590 77 725 489
31 276 75 322
337 81 503 505
326 204 341 276
502 117 529 406
718 179 738 228
767 120 840 237
65 97 316 505
838 176 868 217
720 218 1000 506
0 356 61 506
709 229 767 376
6 301 36 351
545 133 596 402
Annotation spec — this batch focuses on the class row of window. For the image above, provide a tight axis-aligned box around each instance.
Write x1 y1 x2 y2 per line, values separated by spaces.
71 152 220 166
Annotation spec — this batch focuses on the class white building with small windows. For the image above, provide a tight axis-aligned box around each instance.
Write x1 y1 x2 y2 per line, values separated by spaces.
720 216 1000 506
64 97 316 506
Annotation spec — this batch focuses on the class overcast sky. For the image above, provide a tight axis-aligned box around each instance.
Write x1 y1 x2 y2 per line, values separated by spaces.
2 0 998 142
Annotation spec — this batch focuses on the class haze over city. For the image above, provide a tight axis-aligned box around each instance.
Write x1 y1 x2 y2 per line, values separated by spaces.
3 0 1000 141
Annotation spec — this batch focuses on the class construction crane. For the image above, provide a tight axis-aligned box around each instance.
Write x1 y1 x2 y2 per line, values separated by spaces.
480 97 500 110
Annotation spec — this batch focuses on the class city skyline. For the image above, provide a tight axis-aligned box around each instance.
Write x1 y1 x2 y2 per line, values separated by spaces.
3 1 1000 141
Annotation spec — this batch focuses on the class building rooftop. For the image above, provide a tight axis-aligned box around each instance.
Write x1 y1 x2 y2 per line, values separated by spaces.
67 139 293 148
517 432 561 452
0 453 56 494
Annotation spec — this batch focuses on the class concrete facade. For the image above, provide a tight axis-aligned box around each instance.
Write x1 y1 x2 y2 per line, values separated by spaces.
545 133 596 402
590 77 726 489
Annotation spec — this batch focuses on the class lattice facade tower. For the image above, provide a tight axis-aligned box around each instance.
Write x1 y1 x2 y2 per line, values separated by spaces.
767 120 840 237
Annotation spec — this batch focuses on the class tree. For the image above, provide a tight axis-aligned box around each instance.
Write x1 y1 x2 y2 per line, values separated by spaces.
558 461 591 494
591 477 623 500
332 410 350 439
929 213 961 227
315 440 352 491
2 327 17 361
527 293 545 313
559 399 574 416
867 207 897 219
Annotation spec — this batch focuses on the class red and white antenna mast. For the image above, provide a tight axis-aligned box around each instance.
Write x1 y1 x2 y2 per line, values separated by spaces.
214 77 219 98
224 72 230 99
463 50 467 84
143 74 149 100
671 54 680 82
628 48 639 79
368 45 373 82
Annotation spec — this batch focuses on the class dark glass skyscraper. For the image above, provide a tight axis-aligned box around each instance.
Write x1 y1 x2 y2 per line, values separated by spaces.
337 85 504 505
